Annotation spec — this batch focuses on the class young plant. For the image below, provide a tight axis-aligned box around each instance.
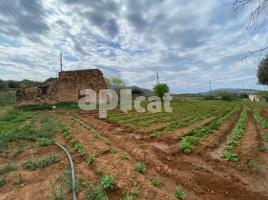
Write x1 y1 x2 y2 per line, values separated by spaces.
150 131 160 138
86 154 95 165
110 147 117 154
135 162 146 174
151 178 161 187
86 185 108 200
95 168 104 175
24 154 61 170
223 151 239 162
121 152 129 160
175 185 186 199
36 138 55 146
100 175 116 192
122 195 133 200
262 134 268 142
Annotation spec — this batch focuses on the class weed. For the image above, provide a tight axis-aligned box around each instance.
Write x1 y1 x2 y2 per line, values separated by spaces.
135 162 146 174
0 177 5 187
121 152 129 160
86 185 108 200
262 134 268 142
175 185 186 199
86 155 96 165
51 185 67 200
100 175 116 192
110 147 117 154
0 164 16 176
96 168 104 175
151 178 161 187
223 151 239 162
150 131 160 138
260 145 268 152
14 173 26 185
247 159 261 173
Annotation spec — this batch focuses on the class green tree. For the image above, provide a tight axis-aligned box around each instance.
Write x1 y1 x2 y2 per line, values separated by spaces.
153 83 169 101
257 56 268 85
105 77 125 91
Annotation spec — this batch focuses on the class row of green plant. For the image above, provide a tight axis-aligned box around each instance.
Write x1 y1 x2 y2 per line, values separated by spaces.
253 109 268 153
179 105 238 154
225 107 248 150
24 154 61 170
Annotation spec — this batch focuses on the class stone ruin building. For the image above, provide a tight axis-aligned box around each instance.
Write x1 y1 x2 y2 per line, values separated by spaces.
16 69 107 105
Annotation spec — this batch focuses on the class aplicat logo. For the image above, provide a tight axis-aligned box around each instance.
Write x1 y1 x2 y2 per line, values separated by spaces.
78 89 172 118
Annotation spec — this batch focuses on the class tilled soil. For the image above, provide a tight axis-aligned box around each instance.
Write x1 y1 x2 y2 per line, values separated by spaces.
67 111 268 200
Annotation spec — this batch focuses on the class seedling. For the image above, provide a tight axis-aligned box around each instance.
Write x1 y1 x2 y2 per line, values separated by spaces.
110 147 117 154
223 151 239 162
100 175 116 192
121 152 129 160
135 162 146 174
87 185 108 200
122 195 133 200
175 185 186 199
86 155 96 165
150 131 160 138
96 168 104 175
151 178 161 187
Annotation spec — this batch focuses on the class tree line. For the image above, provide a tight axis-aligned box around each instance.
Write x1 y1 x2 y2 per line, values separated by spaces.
0 78 57 89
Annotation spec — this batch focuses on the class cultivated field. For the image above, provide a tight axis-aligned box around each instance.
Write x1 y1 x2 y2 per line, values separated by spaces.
0 100 268 200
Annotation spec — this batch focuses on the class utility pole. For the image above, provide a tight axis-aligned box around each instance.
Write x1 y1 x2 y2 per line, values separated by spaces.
60 52 63 72
209 80 212 95
243 84 245 100
156 73 159 84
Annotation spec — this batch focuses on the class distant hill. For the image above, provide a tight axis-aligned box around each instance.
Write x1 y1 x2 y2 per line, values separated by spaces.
200 88 262 95
127 86 153 96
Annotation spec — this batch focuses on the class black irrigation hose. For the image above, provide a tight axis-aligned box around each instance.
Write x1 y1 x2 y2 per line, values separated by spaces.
55 143 77 200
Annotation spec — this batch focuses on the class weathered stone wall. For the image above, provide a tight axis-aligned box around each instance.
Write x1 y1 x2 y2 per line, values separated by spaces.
16 69 107 105
16 82 58 105
58 69 107 102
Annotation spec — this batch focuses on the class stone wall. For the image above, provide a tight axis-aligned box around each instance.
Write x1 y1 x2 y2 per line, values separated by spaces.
16 69 107 105
58 69 107 102
16 82 58 105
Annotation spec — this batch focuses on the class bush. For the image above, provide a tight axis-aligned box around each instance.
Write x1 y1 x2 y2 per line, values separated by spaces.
218 92 233 101
100 176 116 192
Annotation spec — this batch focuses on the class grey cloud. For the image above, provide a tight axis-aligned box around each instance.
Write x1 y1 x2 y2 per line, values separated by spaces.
0 0 49 40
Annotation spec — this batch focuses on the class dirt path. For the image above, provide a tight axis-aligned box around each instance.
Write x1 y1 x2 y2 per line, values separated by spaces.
198 110 241 154
73 113 268 200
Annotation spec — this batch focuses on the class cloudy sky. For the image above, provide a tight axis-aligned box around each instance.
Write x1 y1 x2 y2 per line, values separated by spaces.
0 0 267 93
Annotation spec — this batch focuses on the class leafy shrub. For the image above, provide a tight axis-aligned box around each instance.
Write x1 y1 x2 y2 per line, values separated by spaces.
175 185 186 199
86 155 96 165
100 176 116 192
86 185 108 200
135 162 146 174
151 178 161 187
